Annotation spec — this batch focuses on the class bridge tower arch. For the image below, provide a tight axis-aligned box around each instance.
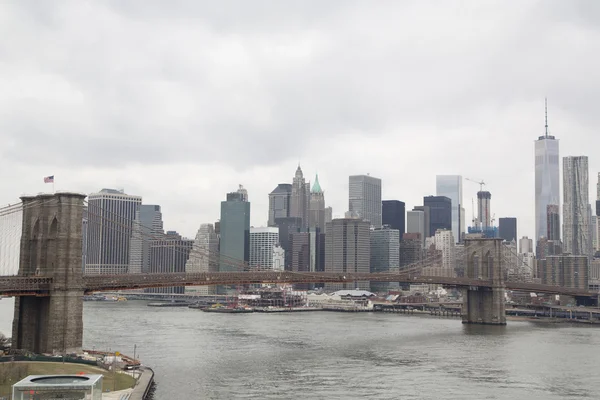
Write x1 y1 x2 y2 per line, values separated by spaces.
12 192 86 354
462 238 506 325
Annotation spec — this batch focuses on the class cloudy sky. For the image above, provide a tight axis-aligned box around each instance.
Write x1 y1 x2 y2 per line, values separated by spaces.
1 0 599 240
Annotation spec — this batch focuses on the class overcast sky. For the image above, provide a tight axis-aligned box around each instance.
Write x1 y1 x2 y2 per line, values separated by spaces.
1 0 599 240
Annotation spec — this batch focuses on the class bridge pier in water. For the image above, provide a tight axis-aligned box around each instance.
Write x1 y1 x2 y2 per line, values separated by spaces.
12 192 86 354
461 238 506 325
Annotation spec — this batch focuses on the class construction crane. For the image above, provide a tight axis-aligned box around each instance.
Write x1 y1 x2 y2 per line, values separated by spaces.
465 178 486 192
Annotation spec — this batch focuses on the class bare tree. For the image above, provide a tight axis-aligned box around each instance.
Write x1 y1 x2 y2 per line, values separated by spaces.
0 332 9 348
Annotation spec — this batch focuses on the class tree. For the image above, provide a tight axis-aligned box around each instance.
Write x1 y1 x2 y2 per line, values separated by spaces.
0 332 9 349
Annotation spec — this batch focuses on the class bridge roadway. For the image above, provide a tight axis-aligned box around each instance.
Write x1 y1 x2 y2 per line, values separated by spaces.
0 272 597 298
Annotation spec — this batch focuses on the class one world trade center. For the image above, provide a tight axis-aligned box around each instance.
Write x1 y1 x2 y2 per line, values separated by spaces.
534 99 560 242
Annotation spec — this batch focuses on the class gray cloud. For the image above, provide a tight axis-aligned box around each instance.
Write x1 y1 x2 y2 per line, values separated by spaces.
1 0 599 239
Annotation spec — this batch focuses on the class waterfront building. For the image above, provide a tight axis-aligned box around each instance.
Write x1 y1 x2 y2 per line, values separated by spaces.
149 231 194 294
268 184 292 227
219 187 251 273
382 200 405 239
424 196 452 237
324 218 371 291
537 255 588 289
129 204 164 274
185 223 219 295
370 227 400 292
249 227 280 270
436 175 463 242
273 244 285 271
563 156 591 256
308 174 326 231
349 174 382 228
290 166 309 228
535 99 560 242
86 188 142 275
498 217 517 243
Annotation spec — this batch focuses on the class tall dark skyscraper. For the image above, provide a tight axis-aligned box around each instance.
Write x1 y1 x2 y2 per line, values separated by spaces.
274 216 304 269
268 183 292 227
498 217 517 243
382 200 405 239
546 205 560 241
423 196 452 238
220 187 251 272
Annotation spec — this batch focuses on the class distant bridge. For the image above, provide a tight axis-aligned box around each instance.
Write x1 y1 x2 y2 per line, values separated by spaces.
1 271 595 299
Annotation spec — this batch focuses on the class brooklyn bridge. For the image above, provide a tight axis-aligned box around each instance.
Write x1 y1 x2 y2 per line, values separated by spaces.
0 192 597 355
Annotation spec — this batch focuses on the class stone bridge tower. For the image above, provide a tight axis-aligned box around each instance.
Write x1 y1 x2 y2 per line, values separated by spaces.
12 192 87 354
462 238 506 325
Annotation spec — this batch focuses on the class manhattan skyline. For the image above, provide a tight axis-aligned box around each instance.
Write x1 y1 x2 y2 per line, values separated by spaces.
1 1 599 241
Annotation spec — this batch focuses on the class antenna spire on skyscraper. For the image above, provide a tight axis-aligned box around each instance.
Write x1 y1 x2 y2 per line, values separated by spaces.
545 97 549 138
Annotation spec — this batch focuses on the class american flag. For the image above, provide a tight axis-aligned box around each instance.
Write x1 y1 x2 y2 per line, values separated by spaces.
43 175 54 183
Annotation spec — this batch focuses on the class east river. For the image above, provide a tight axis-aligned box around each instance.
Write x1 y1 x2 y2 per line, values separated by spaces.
1 298 600 399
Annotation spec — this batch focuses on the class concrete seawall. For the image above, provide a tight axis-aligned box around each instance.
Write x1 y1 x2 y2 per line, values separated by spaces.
129 367 154 400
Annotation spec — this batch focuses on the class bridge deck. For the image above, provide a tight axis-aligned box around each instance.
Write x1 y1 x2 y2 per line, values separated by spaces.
0 272 596 298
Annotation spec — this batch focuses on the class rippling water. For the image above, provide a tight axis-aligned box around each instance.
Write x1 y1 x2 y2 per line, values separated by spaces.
1 299 600 399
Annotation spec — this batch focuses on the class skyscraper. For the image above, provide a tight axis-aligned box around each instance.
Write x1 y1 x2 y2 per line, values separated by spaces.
129 204 164 274
535 99 560 242
370 227 400 292
324 218 371 291
546 205 561 241
433 229 455 276
308 174 326 230
563 156 590 256
220 187 251 272
382 200 405 239
596 172 600 254
249 227 280 269
519 236 533 254
424 196 452 236
149 231 193 294
86 188 142 275
498 217 517 243
290 166 308 228
436 175 463 242
185 223 219 295
268 184 292 227
407 209 426 247
349 174 382 228
477 191 492 229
